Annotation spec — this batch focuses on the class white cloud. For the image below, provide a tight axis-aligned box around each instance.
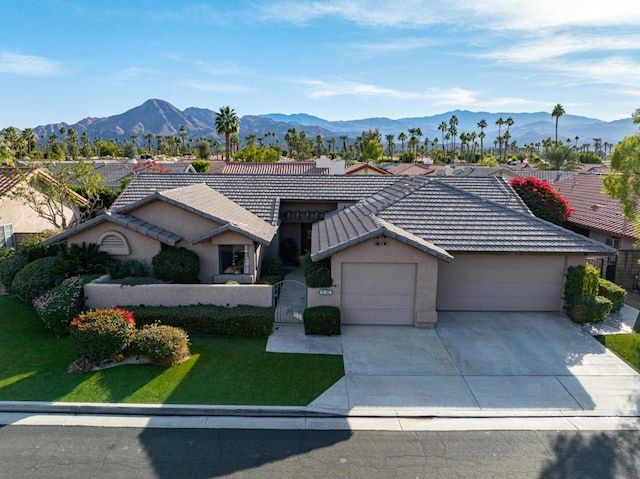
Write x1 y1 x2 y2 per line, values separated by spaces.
112 67 159 82
552 56 640 87
179 80 252 93
0 51 62 76
260 0 640 31
356 37 436 53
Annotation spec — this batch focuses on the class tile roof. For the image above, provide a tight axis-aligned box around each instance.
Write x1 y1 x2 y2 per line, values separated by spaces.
510 169 579 183
554 173 636 239
117 183 277 245
111 173 404 225
0 168 21 197
345 163 391 175
386 163 435 175
221 162 330 175
42 212 183 246
312 177 615 258
453 165 578 183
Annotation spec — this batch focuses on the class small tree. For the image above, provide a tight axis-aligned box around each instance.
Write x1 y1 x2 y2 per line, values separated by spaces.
510 176 574 225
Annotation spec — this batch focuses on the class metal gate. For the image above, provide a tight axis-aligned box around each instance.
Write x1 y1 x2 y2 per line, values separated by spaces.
273 280 307 323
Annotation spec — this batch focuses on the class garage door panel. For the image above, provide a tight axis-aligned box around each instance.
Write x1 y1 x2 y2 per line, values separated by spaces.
437 255 565 311
341 262 416 325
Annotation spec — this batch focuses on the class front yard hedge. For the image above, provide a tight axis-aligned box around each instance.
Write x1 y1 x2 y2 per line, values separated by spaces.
11 256 63 303
598 278 626 313
0 255 28 292
566 294 613 324
303 306 341 336
126 304 274 337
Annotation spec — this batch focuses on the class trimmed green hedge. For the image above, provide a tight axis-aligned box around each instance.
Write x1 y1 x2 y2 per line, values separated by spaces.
301 253 332 288
126 305 274 337
303 306 341 336
152 246 200 284
566 294 613 324
11 256 63 303
130 324 191 366
598 278 626 313
0 255 28 292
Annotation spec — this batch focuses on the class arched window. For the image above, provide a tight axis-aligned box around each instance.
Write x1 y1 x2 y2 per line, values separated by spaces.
98 231 130 255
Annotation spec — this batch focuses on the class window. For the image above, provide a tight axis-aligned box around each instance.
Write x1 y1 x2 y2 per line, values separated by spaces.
219 245 249 275
0 224 15 248
605 236 621 249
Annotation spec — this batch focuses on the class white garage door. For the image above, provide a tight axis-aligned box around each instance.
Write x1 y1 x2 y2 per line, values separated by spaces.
341 262 416 325
437 255 565 311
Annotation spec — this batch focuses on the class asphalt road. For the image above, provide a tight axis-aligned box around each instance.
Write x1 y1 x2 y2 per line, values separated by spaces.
1 426 639 478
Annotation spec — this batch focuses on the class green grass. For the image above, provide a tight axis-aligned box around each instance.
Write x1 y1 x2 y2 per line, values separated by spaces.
595 315 640 373
0 296 344 405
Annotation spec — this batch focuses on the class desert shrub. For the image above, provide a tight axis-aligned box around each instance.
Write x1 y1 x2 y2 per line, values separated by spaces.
566 295 613 324
564 264 600 303
17 232 64 262
152 246 200 284
130 324 190 366
190 160 211 173
261 257 284 280
279 238 299 264
127 304 273 337
107 259 149 279
0 247 14 261
52 242 112 277
33 276 86 336
0 254 28 292
11 256 63 303
598 278 626 313
225 280 240 285
301 253 333 287
69 308 136 362
303 306 341 335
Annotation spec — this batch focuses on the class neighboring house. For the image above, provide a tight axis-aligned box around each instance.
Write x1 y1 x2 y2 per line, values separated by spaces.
45 173 613 326
87 161 196 189
0 167 87 246
385 163 436 176
453 166 578 184
345 163 391 175
555 173 638 287
221 161 330 175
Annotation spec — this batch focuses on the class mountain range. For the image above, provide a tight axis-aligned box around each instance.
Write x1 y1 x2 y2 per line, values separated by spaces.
27 99 637 147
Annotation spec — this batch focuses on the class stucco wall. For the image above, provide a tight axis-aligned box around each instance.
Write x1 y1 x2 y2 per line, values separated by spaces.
589 230 635 250
0 193 79 234
84 282 273 308
329 236 440 326
437 253 585 311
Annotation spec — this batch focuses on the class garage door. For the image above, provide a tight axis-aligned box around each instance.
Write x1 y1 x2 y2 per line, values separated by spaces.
436 255 565 311
341 262 416 325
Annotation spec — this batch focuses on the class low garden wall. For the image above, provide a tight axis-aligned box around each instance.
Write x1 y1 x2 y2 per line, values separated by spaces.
85 281 273 309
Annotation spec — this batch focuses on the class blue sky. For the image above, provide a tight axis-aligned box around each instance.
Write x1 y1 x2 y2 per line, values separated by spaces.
1 0 640 129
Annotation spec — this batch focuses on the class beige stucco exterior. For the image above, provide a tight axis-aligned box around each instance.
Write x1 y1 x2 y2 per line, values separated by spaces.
64 199 264 284
437 253 585 311
0 189 79 236
316 236 441 327
588 230 635 251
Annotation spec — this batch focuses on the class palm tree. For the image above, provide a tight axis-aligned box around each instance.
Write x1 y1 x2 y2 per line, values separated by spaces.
80 132 90 159
144 132 155 154
477 119 487 158
215 106 240 161
551 103 565 146
437 122 447 152
339 135 348 155
397 132 407 153
179 125 187 155
66 128 78 159
315 134 324 157
574 136 579 152
539 145 579 171
22 128 36 155
385 134 395 159
448 115 459 155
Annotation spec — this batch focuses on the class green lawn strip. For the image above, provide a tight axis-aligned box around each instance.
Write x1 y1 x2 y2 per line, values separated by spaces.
0 296 344 405
595 333 640 373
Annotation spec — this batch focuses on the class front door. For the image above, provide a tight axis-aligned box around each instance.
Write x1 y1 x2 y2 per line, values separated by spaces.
300 223 313 255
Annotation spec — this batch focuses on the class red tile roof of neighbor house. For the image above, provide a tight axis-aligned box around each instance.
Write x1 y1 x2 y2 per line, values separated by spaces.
221 162 330 175
554 173 637 240
0 168 21 197
386 163 436 175
345 163 391 175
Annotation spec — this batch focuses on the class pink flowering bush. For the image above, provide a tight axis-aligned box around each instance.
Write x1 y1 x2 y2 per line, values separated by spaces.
33 276 85 336
510 176 574 225
70 308 136 362
130 323 190 366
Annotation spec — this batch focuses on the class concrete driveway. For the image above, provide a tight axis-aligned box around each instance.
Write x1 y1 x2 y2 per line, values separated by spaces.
308 311 640 416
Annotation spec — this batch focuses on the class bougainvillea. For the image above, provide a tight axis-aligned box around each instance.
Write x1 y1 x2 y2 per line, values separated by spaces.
69 308 136 362
33 276 85 336
509 176 574 225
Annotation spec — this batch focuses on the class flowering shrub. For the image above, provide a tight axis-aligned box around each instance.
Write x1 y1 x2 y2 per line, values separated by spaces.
133 160 170 173
131 324 190 366
509 176 574 225
69 308 136 362
33 276 85 336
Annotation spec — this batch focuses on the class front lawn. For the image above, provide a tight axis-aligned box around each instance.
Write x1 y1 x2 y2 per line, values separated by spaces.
0 296 344 405
595 317 640 373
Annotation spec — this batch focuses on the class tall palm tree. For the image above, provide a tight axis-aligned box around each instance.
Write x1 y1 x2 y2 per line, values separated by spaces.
448 115 459 155
437 122 447 152
397 132 407 153
179 125 187 155
144 132 155 153
477 119 487 158
339 135 348 155
22 127 36 155
551 103 565 146
215 106 240 161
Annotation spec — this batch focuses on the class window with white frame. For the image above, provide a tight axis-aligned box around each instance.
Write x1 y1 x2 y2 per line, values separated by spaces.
605 236 621 249
219 245 249 275
0 224 15 248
